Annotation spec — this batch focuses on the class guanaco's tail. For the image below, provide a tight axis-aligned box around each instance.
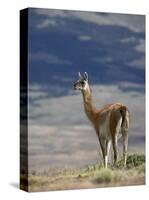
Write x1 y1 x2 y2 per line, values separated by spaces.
119 106 130 129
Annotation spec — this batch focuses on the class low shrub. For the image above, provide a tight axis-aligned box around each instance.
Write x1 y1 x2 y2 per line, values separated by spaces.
95 168 113 183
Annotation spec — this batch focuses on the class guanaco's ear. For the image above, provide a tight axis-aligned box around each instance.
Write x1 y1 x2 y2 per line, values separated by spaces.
78 72 82 79
84 72 88 81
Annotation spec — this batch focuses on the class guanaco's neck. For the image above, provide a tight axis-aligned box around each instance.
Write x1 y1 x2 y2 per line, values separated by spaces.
82 86 97 123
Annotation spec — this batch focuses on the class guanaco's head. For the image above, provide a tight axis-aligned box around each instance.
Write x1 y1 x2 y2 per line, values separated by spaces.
74 72 89 91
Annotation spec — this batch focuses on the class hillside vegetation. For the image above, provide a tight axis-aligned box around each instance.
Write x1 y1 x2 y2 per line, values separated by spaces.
20 154 145 192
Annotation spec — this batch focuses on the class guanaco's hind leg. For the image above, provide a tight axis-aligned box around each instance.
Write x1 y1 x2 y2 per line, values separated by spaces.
112 135 118 167
122 129 128 168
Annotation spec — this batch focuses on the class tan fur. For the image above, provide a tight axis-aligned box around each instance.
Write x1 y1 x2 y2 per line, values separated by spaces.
74 73 130 168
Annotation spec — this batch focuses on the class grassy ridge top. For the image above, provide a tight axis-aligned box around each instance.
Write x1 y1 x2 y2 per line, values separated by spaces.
21 154 145 192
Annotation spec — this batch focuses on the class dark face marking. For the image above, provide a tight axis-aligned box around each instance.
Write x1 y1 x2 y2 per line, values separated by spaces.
74 79 87 90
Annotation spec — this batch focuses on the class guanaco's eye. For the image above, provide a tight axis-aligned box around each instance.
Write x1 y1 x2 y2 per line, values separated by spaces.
81 81 85 85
